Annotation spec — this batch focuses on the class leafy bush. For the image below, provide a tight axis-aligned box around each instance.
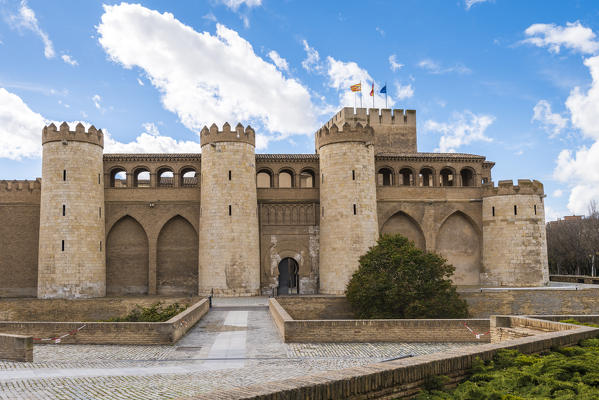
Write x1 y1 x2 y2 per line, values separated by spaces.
415 342 599 399
346 234 469 319
105 302 187 322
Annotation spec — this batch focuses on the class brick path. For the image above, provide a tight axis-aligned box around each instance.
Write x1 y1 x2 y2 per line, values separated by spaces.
0 298 483 399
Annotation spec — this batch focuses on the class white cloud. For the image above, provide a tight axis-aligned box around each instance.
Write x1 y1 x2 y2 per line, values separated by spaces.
388 54 403 72
97 4 318 141
375 27 385 37
92 94 102 110
218 0 262 11
7 0 54 58
566 55 599 139
61 54 78 66
104 123 203 153
394 82 414 100
464 0 490 10
424 111 494 152
326 56 393 109
202 13 217 22
554 142 599 214
553 189 563 198
0 88 44 160
532 99 567 137
136 78 144 86
544 205 567 222
418 59 471 75
267 50 289 72
523 21 599 54
301 39 322 73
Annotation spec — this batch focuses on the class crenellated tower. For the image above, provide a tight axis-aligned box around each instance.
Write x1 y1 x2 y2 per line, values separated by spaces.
38 123 106 298
481 179 549 286
198 123 260 296
317 122 379 294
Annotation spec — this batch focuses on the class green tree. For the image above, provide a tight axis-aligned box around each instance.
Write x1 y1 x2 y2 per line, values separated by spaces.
346 234 469 319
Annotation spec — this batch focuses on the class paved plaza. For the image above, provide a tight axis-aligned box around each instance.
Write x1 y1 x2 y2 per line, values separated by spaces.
0 298 483 399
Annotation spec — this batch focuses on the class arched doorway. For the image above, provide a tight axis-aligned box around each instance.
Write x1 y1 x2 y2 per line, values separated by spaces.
157 215 198 295
278 257 299 295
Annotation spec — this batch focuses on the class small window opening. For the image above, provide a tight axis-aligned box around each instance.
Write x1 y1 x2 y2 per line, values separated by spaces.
514 205 518 215
322 207 324 217
353 204 357 215
228 170 232 181
352 170 355 180
61 240 65 252
63 170 66 181
229 205 232 216
100 241 102 252
534 205 537 215
322 174 324 184
492 206 495 217
98 173 101 184
99 207 102 218
62 204 65 216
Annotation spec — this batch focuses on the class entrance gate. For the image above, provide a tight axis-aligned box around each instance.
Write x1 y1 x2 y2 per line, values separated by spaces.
277 257 299 295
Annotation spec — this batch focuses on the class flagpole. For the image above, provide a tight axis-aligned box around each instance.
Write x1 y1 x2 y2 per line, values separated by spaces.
360 81 362 108
385 81 388 108
372 83 375 109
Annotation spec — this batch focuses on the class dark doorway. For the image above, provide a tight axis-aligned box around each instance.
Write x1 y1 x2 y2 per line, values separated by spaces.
278 257 299 295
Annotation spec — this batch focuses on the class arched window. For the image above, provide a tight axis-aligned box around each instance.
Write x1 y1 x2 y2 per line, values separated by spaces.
257 170 272 188
180 168 197 187
377 168 393 186
399 168 413 186
440 168 454 187
300 170 315 188
110 168 127 188
133 168 150 188
419 168 433 187
279 169 294 188
157 168 174 187
460 168 474 187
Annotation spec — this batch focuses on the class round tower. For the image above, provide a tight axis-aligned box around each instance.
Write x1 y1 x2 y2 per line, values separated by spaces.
317 122 379 294
38 122 106 298
198 123 260 296
480 179 549 287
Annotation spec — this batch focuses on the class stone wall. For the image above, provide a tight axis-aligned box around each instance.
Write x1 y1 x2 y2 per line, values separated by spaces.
0 333 33 362
0 298 208 345
0 180 40 297
38 128 106 298
275 296 354 319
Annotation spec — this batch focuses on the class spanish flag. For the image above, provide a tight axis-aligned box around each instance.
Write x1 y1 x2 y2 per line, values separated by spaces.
369 82 374 96
350 83 361 92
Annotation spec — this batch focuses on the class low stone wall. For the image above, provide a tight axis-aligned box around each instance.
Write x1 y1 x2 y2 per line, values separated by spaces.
0 296 199 321
0 298 209 345
550 275 599 284
0 333 33 362
490 315 581 343
460 288 599 317
269 298 489 343
275 296 354 319
192 318 599 399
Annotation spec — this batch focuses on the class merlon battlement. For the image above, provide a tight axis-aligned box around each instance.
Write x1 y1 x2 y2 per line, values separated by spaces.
482 179 544 197
200 122 255 146
42 122 104 148
316 122 375 150
324 107 416 129
0 179 42 192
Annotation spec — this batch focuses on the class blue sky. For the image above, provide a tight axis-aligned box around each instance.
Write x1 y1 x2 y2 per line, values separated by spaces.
1 0 599 220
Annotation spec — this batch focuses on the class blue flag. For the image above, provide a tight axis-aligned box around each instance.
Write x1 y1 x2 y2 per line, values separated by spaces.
380 85 387 94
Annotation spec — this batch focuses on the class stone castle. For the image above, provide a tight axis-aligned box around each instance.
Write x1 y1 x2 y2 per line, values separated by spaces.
0 107 549 299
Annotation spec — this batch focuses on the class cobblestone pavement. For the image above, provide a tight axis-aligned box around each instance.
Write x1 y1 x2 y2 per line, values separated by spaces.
0 298 484 399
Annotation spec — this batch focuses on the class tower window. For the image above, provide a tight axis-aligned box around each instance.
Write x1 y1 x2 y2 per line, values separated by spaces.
353 204 357 215
322 207 324 217
322 174 324 184
99 207 102 218
63 170 66 181
61 240 65 252
492 206 495 217
514 205 518 215
100 241 102 251
352 170 355 180
98 173 101 184
229 205 232 216
62 204 65 216
534 205 537 215
229 170 232 181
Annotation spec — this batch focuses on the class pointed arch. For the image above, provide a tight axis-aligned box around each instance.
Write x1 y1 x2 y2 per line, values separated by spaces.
157 215 198 295
106 215 149 295
380 211 426 250
435 211 481 286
